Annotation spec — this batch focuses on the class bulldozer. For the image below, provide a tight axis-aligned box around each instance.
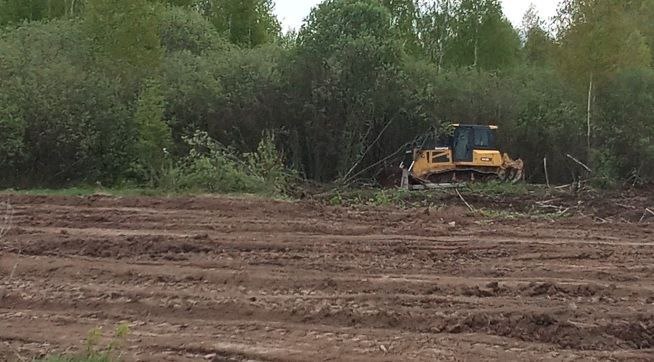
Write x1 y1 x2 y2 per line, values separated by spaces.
387 124 524 189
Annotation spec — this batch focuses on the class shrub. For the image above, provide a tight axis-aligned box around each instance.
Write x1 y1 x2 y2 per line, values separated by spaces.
159 130 293 196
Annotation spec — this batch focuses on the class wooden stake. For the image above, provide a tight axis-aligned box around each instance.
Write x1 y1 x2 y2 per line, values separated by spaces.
587 72 593 159
543 157 551 189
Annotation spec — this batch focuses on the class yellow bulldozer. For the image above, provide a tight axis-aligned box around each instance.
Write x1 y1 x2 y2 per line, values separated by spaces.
388 124 524 189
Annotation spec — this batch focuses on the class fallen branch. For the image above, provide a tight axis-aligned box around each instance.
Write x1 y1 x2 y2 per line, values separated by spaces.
455 188 475 212
340 142 408 186
566 154 592 173
615 203 636 210
342 117 396 181
640 208 654 223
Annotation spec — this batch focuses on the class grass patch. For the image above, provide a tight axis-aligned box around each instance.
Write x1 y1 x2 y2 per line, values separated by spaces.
38 324 130 362
40 354 112 362
465 181 532 196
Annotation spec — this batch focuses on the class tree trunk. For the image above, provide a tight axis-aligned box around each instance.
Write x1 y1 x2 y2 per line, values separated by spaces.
473 29 479 68
543 157 550 188
586 72 593 161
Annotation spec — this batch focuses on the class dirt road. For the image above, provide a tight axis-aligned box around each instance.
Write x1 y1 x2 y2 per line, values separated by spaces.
1 194 653 361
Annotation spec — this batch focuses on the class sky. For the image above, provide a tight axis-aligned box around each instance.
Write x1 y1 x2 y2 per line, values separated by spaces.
274 0 559 32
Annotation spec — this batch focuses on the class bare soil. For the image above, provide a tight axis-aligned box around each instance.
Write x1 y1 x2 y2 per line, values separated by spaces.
1 193 653 361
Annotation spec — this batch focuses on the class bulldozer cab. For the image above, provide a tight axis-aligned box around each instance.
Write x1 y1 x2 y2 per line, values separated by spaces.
452 125 497 162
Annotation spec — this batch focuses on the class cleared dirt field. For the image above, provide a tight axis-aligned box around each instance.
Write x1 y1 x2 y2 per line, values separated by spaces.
1 193 654 361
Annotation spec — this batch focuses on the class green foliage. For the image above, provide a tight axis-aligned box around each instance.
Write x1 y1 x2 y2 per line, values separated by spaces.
39 323 130 362
0 19 135 186
444 0 521 70
0 0 653 191
207 0 280 47
246 132 296 195
556 0 652 88
159 131 292 195
158 5 226 54
84 0 163 79
0 101 25 169
291 0 410 180
133 78 173 183
595 68 654 183
0 0 83 26
466 180 529 196
521 4 555 66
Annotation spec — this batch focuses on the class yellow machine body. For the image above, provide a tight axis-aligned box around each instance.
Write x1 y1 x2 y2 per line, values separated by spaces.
411 148 504 181
399 124 524 185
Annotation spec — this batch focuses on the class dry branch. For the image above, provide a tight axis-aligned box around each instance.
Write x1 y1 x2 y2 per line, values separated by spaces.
566 154 592 173
342 117 395 181
455 188 475 212
641 208 654 223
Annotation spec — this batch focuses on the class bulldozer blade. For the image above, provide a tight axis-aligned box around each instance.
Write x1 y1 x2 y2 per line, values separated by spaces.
500 154 525 184
511 168 524 183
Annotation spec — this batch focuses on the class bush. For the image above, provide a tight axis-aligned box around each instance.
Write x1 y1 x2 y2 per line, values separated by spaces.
159 131 293 196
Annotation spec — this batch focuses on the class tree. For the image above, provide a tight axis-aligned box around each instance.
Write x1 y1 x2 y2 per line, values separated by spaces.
557 0 651 87
556 0 652 161
0 101 25 171
380 0 420 54
84 0 163 80
0 0 83 25
595 69 654 183
445 0 521 70
0 0 48 25
291 0 408 180
521 3 554 66
415 0 456 71
206 0 280 47
134 78 173 182
158 4 227 55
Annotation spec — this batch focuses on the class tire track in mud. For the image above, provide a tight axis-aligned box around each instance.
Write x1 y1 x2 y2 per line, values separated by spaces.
1 194 654 361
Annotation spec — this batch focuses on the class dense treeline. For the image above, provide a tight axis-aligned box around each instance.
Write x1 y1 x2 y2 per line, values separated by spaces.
0 0 653 189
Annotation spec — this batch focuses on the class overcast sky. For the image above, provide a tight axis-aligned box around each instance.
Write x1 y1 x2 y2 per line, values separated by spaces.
274 0 559 32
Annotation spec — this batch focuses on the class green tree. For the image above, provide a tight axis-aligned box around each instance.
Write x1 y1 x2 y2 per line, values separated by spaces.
0 102 25 171
445 0 521 70
0 0 83 25
84 0 163 80
521 4 554 66
207 0 280 47
415 0 457 71
380 0 420 54
158 4 227 55
0 0 48 25
556 0 652 162
291 0 408 180
134 79 173 182
557 0 651 87
595 69 654 183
